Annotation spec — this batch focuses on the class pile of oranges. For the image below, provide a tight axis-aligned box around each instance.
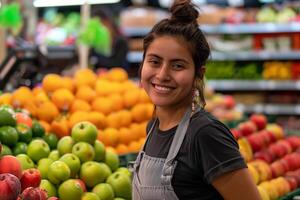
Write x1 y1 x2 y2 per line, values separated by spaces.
0 68 153 155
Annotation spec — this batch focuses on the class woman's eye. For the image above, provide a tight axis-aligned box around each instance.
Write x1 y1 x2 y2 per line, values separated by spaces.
172 63 184 69
148 60 160 65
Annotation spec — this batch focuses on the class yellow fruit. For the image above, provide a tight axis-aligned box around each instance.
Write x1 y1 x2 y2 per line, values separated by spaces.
139 89 151 103
32 87 45 96
257 186 270 200
74 68 97 88
34 91 49 106
75 85 97 103
70 99 91 113
51 88 75 111
37 101 59 123
0 93 12 105
98 128 119 147
62 77 75 92
68 111 89 128
87 111 107 129
95 79 112 96
123 89 140 108
108 94 124 111
42 74 63 93
118 110 132 128
259 181 278 200
266 124 284 139
247 163 260 184
91 97 113 115
106 112 122 129
106 67 128 82
237 138 253 162
250 160 272 183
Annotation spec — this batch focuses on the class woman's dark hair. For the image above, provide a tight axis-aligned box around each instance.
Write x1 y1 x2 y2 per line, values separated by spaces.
141 0 210 108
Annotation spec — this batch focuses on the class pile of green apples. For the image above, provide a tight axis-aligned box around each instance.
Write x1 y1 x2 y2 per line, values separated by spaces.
36 121 132 200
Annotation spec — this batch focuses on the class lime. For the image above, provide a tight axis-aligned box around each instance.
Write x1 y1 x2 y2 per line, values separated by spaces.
43 133 58 150
0 106 16 126
32 120 45 137
0 144 12 156
16 124 32 143
0 126 19 147
13 142 28 155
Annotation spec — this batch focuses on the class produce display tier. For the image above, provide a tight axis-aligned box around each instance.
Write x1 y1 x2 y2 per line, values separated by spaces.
236 103 300 115
207 80 300 91
122 23 300 37
127 51 300 63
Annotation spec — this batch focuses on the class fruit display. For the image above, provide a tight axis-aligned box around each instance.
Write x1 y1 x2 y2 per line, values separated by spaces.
232 114 300 199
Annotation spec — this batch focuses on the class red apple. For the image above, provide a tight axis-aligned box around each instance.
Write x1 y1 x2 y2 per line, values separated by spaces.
75 179 87 192
238 121 257 136
0 155 22 178
20 168 41 191
259 130 276 146
283 153 300 171
250 114 267 130
277 140 293 155
47 197 59 200
223 95 235 109
230 129 242 140
286 136 300 151
247 134 264 152
268 143 286 159
0 173 21 200
270 160 286 178
254 149 274 163
284 176 298 191
20 187 47 200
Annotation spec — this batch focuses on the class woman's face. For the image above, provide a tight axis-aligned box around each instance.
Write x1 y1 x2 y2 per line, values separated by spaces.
141 35 195 109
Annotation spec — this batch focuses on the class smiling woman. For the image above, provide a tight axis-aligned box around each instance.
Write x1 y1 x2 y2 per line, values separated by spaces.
130 0 262 200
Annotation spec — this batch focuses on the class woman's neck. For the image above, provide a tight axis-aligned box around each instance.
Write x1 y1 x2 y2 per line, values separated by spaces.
156 103 190 131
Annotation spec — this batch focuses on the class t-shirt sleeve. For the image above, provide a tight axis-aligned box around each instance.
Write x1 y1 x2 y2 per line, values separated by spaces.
195 121 247 184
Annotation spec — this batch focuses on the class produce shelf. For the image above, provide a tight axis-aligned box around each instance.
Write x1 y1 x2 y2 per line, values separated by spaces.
236 103 300 115
122 23 300 36
207 80 300 91
127 51 300 62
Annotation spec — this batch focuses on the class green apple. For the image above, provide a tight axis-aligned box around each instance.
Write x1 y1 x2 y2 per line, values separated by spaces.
27 139 50 162
57 136 75 155
58 179 84 200
39 179 57 197
92 183 114 200
16 154 35 170
80 161 112 188
48 150 60 161
71 121 98 145
43 133 58 150
59 153 81 178
106 172 132 200
94 140 106 162
13 142 27 155
114 198 126 200
72 142 95 162
105 149 120 172
16 124 32 143
0 144 12 156
116 167 132 179
48 160 71 184
37 158 54 179
81 192 100 200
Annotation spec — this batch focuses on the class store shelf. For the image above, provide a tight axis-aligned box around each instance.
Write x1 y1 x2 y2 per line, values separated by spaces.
207 80 300 91
127 50 300 62
236 103 300 115
122 23 300 37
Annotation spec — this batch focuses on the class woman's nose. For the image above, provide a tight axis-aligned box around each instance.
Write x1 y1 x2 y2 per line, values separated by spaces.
156 64 170 80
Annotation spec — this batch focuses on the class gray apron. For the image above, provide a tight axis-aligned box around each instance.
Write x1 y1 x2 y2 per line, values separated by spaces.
131 107 197 200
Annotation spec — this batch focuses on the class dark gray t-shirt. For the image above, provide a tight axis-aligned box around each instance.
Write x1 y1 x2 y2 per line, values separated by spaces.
144 109 247 200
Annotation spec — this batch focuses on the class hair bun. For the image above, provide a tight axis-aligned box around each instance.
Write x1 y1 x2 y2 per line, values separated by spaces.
170 0 199 23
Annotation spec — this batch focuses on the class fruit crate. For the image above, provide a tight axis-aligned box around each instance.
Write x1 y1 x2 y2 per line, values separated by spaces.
279 188 300 200
119 153 138 167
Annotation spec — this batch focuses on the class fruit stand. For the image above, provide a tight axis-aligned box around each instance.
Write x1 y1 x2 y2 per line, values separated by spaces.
1 1 300 200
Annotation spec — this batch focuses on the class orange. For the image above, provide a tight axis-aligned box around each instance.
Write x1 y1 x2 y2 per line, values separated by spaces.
95 79 112 96
32 87 45 96
106 67 128 82
129 123 142 141
118 127 133 145
87 111 107 129
36 101 59 123
39 120 51 133
123 89 140 109
108 94 124 112
139 89 151 103
131 104 149 123
50 115 70 138
146 103 155 119
70 99 91 113
11 86 34 108
138 121 147 138
0 93 12 105
34 91 50 106
74 68 97 88
123 80 139 91
68 111 89 128
115 144 129 155
75 85 97 103
23 101 38 117
105 146 117 154
128 141 141 153
118 110 132 128
106 112 121 129
91 97 113 115
42 74 63 93
97 127 119 147
51 88 75 111
62 77 75 92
